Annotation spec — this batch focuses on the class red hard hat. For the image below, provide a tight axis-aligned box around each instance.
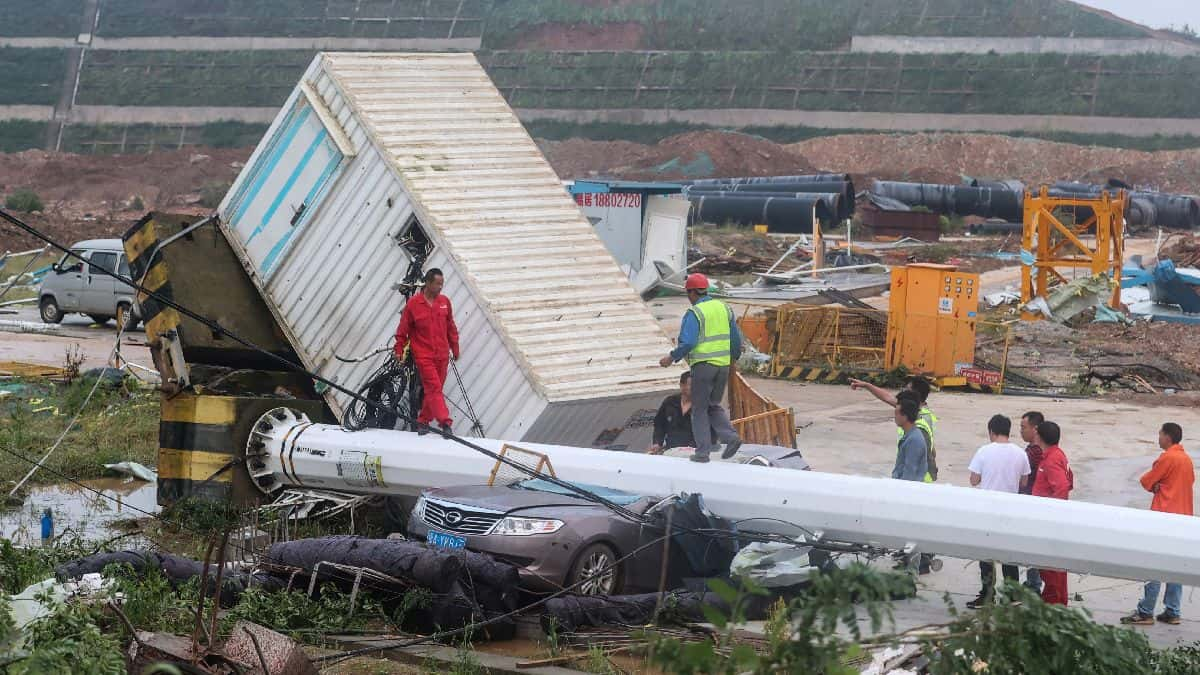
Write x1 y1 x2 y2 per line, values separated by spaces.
684 273 710 291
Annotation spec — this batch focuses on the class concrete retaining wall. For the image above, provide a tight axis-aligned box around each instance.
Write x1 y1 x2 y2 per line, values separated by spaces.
518 108 1200 137
67 105 278 124
851 35 1200 56
0 105 54 121
88 36 479 51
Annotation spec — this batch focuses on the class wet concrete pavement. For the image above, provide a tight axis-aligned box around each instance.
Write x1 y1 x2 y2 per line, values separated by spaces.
0 306 151 369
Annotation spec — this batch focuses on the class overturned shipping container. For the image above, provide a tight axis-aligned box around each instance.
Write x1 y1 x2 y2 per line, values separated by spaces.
216 52 681 449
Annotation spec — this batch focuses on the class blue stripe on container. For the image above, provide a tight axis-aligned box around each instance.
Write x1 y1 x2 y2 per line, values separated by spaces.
229 104 313 229
260 141 344 278
246 128 329 246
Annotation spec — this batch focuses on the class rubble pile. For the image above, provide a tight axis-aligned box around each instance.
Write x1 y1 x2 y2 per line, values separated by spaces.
1158 232 1200 268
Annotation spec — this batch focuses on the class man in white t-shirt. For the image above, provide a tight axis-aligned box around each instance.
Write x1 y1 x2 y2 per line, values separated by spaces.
965 414 1031 609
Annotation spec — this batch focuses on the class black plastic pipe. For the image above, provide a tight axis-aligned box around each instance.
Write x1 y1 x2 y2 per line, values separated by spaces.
870 180 1024 222
689 194 834 232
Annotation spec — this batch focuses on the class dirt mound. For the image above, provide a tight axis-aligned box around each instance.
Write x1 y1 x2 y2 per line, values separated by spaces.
0 147 249 251
0 147 249 220
791 133 1200 194
540 131 813 181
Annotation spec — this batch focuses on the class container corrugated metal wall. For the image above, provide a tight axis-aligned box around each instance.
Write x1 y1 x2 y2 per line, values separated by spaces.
218 52 680 446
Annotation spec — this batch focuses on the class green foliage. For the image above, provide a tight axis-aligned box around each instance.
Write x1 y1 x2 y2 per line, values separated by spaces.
3 593 125 674
0 536 93 595
585 645 619 674
160 497 243 537
59 121 271 154
0 48 68 105
77 50 314 107
107 564 202 636
0 121 47 153
96 0 484 38
223 585 383 637
482 0 1145 51
198 121 271 149
481 50 1200 119
926 584 1158 674
0 377 158 491
0 0 83 37
5 190 43 213
652 566 911 675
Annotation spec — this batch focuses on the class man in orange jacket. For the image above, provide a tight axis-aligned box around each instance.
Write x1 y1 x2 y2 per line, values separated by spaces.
1122 423 1194 626
395 268 460 434
1031 421 1073 605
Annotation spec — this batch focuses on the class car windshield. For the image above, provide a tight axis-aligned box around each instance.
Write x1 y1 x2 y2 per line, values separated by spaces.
512 478 643 506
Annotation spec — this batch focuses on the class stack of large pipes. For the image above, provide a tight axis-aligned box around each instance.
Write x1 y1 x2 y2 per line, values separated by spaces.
869 179 1025 223
1049 180 1200 230
870 178 1200 230
683 174 855 233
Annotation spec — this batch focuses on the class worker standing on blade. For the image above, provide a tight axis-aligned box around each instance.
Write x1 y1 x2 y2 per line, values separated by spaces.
395 268 460 435
659 273 743 463
1121 422 1193 627
1031 421 1073 605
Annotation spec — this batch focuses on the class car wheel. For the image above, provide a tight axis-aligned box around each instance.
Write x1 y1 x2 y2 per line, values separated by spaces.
88 314 112 325
568 543 621 596
39 296 63 324
116 303 138 331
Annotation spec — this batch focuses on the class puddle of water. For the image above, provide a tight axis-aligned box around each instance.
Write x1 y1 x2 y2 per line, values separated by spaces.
0 478 159 544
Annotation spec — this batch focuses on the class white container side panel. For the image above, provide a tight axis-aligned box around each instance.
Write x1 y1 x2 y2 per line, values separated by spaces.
523 392 665 451
218 52 677 440
251 67 548 435
318 52 680 404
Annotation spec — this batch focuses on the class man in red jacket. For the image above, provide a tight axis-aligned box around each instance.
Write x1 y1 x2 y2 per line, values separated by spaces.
394 268 460 434
1031 420 1073 605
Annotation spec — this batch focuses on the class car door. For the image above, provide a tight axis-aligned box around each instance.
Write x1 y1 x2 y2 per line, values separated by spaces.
82 250 120 315
53 248 88 312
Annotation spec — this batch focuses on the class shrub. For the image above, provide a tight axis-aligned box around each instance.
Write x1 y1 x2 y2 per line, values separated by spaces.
6 189 43 212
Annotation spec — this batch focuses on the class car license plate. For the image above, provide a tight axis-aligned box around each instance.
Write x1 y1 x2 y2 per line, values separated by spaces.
427 530 466 549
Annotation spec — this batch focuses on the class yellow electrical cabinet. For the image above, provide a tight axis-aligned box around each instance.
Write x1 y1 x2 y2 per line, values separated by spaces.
885 264 980 383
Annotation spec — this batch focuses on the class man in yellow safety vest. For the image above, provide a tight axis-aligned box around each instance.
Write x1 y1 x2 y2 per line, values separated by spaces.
849 376 939 482
659 273 744 463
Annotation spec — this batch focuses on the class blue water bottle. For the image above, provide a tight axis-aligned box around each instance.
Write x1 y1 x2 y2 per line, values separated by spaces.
40 507 53 542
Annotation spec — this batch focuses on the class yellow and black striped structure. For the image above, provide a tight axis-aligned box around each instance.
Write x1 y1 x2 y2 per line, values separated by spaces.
122 213 332 507
771 366 852 383
159 393 328 506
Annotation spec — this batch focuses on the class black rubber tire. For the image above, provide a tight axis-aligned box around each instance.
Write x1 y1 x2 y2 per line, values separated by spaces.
88 314 111 325
39 296 63 324
567 542 622 596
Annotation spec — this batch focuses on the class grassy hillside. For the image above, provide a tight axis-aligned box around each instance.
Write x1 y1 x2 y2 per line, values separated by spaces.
77 50 313 107
0 48 68 105
0 0 84 37
96 0 487 38
484 51 1200 118
482 0 1150 50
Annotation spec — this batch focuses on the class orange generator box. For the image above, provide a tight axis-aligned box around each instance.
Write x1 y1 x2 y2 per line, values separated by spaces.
885 263 980 382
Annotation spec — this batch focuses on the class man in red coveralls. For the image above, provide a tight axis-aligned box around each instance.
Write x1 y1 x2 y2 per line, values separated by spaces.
1031 420 1074 605
394 268 460 434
